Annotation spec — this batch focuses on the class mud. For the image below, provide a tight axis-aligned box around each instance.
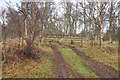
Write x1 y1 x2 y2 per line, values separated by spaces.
55 41 118 78
67 45 118 78
49 41 82 78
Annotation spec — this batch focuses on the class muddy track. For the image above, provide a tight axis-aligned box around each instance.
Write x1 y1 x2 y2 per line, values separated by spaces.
49 41 82 78
55 41 118 78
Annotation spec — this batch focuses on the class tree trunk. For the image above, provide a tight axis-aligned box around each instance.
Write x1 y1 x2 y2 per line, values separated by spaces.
109 2 113 43
80 38 83 47
44 24 47 45
97 2 103 49
2 33 6 61
31 3 38 42
40 24 43 43
116 39 118 48
84 7 87 39
25 3 28 39
91 3 95 46
80 26 84 47
25 19 28 38
22 18 25 51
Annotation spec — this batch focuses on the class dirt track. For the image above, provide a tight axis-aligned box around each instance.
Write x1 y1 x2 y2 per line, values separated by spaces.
55 41 118 78
49 41 82 78
68 46 118 78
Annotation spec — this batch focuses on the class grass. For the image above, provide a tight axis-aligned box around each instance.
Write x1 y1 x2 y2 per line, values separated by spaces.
52 42 60 46
59 39 118 70
2 37 118 78
2 57 54 78
57 45 98 78
80 47 117 69
2 41 56 78
39 43 53 52
103 41 118 48
34 41 54 55
75 41 118 70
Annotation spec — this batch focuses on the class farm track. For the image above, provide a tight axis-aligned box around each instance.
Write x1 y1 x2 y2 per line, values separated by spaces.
55 41 118 78
49 41 82 78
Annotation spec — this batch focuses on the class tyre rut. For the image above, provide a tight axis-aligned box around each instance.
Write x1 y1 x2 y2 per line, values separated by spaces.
49 41 82 78
55 41 118 78
67 45 118 78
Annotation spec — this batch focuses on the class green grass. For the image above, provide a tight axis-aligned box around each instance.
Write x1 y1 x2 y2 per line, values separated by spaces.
78 46 118 70
52 42 60 46
34 42 53 53
2 57 54 78
58 46 98 78
2 37 118 78
75 42 118 70
103 41 118 48
40 43 53 52
2 41 56 78
59 39 118 70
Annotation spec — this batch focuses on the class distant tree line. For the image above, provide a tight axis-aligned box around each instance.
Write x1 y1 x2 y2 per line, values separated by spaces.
1 0 119 55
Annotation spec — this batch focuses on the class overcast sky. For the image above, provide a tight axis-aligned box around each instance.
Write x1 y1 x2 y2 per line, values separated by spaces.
0 0 119 33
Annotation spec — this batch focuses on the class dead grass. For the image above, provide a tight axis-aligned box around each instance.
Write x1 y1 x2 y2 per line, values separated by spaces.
2 38 118 78
2 40 55 78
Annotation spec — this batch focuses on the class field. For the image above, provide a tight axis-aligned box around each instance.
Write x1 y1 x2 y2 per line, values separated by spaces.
2 38 118 78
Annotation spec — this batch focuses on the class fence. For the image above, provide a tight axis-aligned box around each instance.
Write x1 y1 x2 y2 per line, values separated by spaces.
46 34 81 39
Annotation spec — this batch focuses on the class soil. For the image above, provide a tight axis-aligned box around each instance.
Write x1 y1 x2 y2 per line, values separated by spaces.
67 45 118 78
49 41 82 78
55 41 118 78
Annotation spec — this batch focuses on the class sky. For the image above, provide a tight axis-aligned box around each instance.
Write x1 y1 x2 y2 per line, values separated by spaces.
0 0 20 23
0 0 81 34
0 0 119 33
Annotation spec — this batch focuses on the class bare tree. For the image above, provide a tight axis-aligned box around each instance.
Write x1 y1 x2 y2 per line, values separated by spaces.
96 2 103 48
